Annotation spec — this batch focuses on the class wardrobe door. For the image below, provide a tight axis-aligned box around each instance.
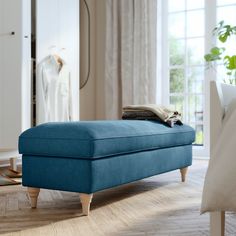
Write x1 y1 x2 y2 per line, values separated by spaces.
0 0 31 150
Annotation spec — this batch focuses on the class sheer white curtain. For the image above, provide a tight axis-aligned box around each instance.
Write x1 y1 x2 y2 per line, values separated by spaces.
105 0 157 119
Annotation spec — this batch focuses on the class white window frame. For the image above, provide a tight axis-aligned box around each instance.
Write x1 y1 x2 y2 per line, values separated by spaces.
159 0 218 158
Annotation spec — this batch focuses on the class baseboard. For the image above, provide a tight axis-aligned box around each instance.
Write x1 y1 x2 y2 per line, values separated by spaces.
193 156 209 160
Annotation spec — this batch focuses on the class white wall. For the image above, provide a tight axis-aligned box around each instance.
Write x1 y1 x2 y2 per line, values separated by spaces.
36 0 80 120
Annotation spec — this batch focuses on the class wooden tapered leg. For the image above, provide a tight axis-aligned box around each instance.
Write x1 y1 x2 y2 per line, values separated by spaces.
180 167 188 182
210 212 225 236
79 193 93 216
28 187 40 208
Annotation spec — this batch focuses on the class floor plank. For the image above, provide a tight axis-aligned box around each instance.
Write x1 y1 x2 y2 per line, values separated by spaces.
0 160 235 235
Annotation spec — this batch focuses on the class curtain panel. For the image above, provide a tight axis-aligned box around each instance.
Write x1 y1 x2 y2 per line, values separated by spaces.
105 0 157 119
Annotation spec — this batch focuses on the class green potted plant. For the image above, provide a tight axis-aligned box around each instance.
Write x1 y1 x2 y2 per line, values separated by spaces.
204 21 236 85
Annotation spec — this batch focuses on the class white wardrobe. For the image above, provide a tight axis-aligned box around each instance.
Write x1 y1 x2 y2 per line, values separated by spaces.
0 0 31 152
0 0 79 163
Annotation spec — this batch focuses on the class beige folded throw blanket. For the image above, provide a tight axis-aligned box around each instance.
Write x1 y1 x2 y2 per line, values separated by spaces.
123 104 182 127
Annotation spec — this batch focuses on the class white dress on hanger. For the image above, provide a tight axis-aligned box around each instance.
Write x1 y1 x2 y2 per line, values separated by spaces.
36 55 72 125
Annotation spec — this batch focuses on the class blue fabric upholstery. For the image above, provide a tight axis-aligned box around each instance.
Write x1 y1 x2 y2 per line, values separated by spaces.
19 120 195 159
22 145 192 193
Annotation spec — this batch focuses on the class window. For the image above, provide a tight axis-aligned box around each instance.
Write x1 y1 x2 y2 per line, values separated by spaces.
160 0 236 157
217 0 236 80
161 0 206 156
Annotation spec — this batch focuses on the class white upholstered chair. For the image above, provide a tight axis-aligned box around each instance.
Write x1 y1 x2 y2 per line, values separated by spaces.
210 81 236 236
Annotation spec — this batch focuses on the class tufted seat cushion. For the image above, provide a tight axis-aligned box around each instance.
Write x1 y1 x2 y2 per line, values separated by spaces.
19 120 195 160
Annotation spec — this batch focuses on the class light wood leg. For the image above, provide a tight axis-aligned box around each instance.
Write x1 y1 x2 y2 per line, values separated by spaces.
210 211 225 236
180 167 188 182
79 193 93 216
10 157 17 171
28 187 40 208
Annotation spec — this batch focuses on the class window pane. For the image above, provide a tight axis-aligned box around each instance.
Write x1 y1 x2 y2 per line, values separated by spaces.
170 96 184 117
188 95 203 123
193 124 204 146
187 38 204 65
170 68 185 93
217 35 236 53
169 39 185 65
217 6 236 25
168 0 185 12
187 10 205 37
187 0 204 10
168 13 185 38
188 67 204 93
217 0 236 6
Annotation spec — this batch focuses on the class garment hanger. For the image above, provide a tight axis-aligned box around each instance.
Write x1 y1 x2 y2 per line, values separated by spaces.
48 46 65 69
53 54 63 67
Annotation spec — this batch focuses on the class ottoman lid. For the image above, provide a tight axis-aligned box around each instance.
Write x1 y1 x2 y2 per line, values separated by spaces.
19 120 195 159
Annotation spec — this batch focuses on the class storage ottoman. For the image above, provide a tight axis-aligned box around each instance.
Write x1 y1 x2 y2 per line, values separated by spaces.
19 120 195 215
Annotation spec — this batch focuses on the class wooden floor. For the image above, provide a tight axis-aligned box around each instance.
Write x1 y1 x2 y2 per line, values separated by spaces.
0 160 236 236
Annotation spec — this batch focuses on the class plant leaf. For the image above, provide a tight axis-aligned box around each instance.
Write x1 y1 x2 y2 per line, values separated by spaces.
224 55 236 70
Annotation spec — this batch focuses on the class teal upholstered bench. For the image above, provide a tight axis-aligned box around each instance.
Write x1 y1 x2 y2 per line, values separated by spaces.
19 120 195 215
